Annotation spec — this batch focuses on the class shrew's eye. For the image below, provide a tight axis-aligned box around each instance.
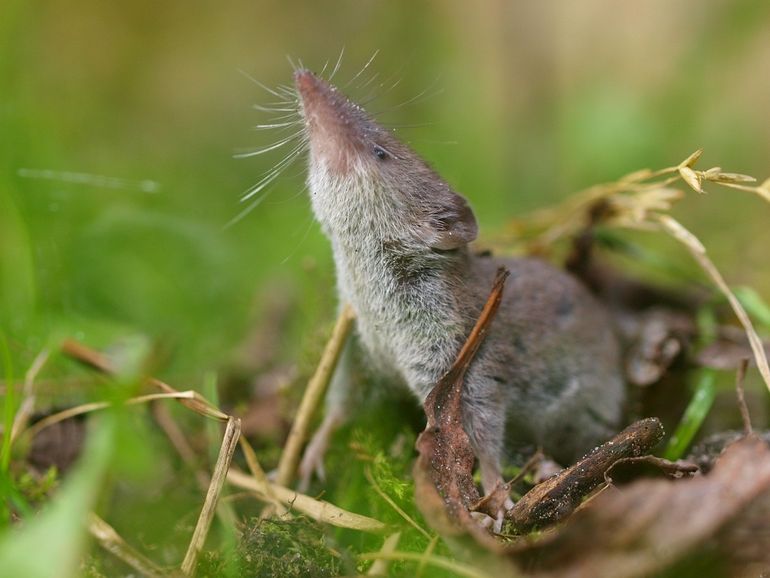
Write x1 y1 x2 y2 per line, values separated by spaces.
373 145 388 160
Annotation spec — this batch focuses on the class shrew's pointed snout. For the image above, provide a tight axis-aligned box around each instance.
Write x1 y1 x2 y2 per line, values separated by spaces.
293 69 368 173
293 69 322 101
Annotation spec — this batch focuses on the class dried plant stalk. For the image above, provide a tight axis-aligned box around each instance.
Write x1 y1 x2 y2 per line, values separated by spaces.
227 468 387 533
89 514 168 578
358 551 495 578
656 215 770 393
181 416 241 576
9 348 49 445
275 303 355 487
24 391 213 439
61 340 229 421
239 436 288 515
367 532 401 576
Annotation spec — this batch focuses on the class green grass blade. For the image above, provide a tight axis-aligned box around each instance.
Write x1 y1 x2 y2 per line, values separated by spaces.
735 286 770 330
663 369 717 461
0 332 15 474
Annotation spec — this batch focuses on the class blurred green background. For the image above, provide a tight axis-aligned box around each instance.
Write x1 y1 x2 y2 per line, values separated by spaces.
3 0 770 375
2 0 770 574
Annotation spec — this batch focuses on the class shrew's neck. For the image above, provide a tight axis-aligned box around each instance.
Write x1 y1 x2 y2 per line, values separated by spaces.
330 232 473 397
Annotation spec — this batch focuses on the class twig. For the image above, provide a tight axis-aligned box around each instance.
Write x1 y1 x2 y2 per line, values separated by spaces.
227 468 387 533
735 358 753 436
275 303 355 487
89 514 169 578
181 416 241 576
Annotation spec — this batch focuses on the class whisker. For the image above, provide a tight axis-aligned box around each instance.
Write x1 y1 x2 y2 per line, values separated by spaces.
380 122 435 129
328 46 345 81
252 120 301 131
276 85 297 98
360 68 405 106
233 131 303 158
224 190 270 229
345 49 380 88
253 110 300 122
280 205 316 264
319 58 330 76
241 139 308 201
252 104 296 113
238 69 288 100
372 78 443 114
358 71 380 91
286 54 299 72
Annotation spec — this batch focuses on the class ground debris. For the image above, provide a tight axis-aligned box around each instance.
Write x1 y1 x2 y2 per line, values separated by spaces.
506 418 665 533
513 435 770 578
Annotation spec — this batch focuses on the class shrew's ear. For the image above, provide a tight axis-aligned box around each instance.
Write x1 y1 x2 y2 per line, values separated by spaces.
417 191 478 250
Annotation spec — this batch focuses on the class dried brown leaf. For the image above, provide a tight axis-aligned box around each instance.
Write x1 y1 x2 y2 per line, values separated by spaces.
413 268 510 545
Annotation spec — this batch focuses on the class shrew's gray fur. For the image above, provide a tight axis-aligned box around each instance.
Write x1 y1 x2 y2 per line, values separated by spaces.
293 70 624 493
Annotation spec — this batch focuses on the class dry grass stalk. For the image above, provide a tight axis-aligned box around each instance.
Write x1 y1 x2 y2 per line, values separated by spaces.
227 468 387 533
152 402 211 490
656 215 770 393
61 339 229 421
238 435 288 515
735 358 753 436
56 340 246 574
416 534 440 578
9 348 49 445
181 415 241 576
501 149 768 252
358 551 495 578
24 391 215 440
366 531 401 576
500 151 770 395
88 514 169 578
275 303 355 487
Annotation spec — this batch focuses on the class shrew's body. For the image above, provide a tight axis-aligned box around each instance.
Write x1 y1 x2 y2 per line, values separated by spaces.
293 70 624 496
